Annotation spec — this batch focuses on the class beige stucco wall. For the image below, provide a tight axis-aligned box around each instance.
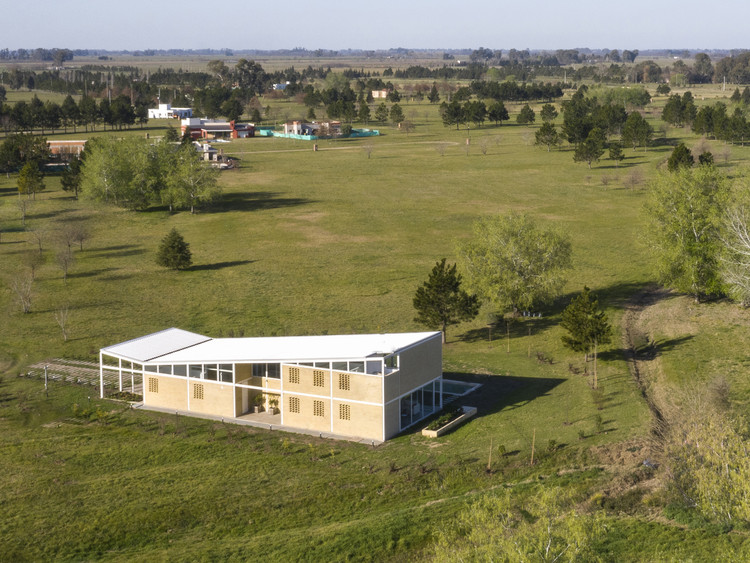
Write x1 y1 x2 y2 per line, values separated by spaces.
331 400 382 441
384 400 401 440
331 371 382 404
144 375 188 411
283 393 331 433
189 380 234 417
283 365 330 397
397 335 442 396
384 335 442 402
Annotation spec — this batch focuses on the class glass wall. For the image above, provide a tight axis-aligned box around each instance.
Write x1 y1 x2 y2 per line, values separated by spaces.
399 380 441 430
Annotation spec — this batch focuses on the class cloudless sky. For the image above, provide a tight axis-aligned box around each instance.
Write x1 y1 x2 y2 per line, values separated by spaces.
7 0 750 51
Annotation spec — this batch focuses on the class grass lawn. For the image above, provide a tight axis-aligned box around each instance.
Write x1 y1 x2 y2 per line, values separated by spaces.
2 90 750 559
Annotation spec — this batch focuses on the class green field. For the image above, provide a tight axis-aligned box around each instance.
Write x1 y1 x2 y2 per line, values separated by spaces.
2 88 750 560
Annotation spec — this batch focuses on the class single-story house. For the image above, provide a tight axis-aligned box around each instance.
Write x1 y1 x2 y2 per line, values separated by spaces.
100 329 444 442
148 103 193 119
181 118 254 140
282 120 342 137
372 89 388 99
47 140 87 159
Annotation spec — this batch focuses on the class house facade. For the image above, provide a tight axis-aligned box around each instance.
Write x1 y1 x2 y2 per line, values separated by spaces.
148 103 193 119
100 329 444 442
181 118 255 140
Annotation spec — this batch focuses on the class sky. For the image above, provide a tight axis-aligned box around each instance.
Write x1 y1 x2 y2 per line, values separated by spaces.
6 0 750 51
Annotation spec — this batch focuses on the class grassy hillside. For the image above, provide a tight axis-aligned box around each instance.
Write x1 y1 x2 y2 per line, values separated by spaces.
2 89 750 559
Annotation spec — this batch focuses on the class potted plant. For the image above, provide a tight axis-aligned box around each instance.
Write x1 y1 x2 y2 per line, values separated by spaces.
253 394 264 413
268 397 279 415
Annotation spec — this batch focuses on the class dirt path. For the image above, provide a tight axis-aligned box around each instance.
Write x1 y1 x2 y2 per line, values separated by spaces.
621 284 669 433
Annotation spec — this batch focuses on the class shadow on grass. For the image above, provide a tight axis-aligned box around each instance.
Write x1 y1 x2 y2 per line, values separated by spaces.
89 245 145 258
599 334 695 363
213 191 314 213
30 208 75 220
446 372 565 419
190 260 254 271
68 267 117 279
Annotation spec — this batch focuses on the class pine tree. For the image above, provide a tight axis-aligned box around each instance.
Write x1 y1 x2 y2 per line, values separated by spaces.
413 259 479 343
156 228 192 270
667 143 694 171
560 287 612 388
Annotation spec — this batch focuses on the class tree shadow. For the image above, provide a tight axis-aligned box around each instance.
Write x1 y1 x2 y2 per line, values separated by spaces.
213 191 314 213
30 208 75 220
190 259 255 271
0 186 19 197
68 267 117 279
89 245 144 258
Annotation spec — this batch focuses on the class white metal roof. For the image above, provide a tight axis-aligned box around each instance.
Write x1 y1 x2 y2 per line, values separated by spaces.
101 328 212 362
102 329 440 364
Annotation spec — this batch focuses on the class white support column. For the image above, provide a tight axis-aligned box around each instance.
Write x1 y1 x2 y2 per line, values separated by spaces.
279 364 285 426
118 358 123 392
99 352 104 398
329 367 334 433
232 364 236 418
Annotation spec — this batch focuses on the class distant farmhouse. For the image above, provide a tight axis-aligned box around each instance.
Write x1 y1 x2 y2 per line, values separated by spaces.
372 89 388 99
181 118 255 140
47 140 86 160
148 103 193 119
282 120 341 137
100 329 446 442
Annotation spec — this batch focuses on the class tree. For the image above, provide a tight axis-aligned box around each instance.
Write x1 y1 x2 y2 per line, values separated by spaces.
573 127 605 168
156 228 192 270
17 161 44 199
699 151 714 166
374 103 389 124
163 127 180 142
464 100 486 128
427 83 440 103
221 98 244 122
389 103 404 125
609 141 624 167
667 143 694 171
516 104 535 125
645 166 729 301
622 111 653 150
487 101 509 125
413 259 480 343
163 145 221 213
540 103 558 123
656 83 671 95
534 122 560 152
358 102 370 124
721 187 750 306
10 273 33 313
560 287 612 388
440 100 464 129
456 212 572 316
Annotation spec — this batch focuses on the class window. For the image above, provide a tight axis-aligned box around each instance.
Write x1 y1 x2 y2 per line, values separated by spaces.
314 362 330 369
349 361 364 373
339 404 350 420
145 365 157 373
158 365 171 374
289 367 300 384
193 384 204 400
385 354 399 369
267 363 280 379
289 396 300 413
205 365 218 381
332 361 347 372
189 365 202 378
313 400 325 417
252 364 265 378
219 364 233 383
148 377 158 393
338 373 350 391
313 370 326 387
173 365 187 377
